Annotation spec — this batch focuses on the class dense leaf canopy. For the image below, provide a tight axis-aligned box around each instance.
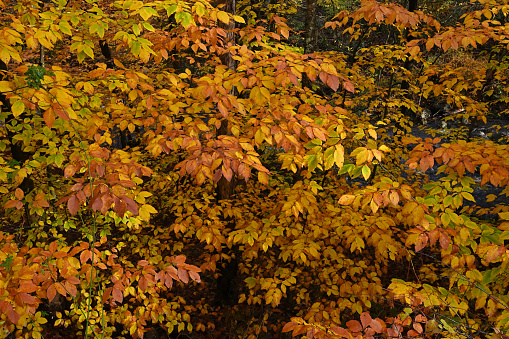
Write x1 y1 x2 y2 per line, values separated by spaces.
0 0 509 338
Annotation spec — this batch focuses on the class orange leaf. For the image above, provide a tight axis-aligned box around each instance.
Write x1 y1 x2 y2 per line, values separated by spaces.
360 312 373 329
346 320 362 332
177 268 189 283
44 107 55 128
4 200 23 210
14 188 24 200
282 322 297 333
338 194 355 205
68 195 79 215
112 287 123 303
47 284 56 303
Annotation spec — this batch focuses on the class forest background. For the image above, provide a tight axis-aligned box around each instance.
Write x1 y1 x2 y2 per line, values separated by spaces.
0 0 509 338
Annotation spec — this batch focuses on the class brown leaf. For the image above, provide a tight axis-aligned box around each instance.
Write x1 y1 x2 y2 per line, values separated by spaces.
68 195 80 215
47 284 56 303
177 268 189 283
14 188 24 200
112 287 123 303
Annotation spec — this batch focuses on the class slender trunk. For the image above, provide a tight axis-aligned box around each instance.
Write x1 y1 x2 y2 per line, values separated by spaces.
214 0 238 306
400 0 418 122
302 0 318 88
0 61 34 224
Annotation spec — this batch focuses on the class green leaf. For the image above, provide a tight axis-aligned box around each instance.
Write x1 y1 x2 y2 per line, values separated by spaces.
338 163 354 175
132 23 141 36
175 12 195 29
499 212 509 220
306 154 319 172
141 22 155 32
461 192 475 202
12 100 25 117
82 45 94 59
58 21 72 35
54 154 65 167
131 40 141 56
245 277 256 289
361 165 371 180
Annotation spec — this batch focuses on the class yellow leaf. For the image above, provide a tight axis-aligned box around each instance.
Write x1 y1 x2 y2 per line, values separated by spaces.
258 171 268 185
233 15 245 23
338 194 355 205
12 100 25 117
139 204 158 222
334 144 344 168
0 81 13 92
461 192 475 202
217 11 230 24
361 165 371 180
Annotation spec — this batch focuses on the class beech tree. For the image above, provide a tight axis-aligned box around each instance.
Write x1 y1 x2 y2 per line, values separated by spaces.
0 0 508 338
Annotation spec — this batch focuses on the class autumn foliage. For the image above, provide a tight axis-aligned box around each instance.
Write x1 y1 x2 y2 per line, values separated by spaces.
0 0 509 338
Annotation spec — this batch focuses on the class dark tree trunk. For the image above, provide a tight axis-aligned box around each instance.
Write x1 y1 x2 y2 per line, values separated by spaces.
214 0 239 306
0 60 34 224
302 0 318 88
400 0 419 122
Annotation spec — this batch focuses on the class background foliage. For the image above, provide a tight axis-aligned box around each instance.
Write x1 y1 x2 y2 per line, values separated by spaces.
0 0 509 338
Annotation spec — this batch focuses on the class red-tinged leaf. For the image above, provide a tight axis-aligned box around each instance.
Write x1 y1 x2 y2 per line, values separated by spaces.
49 241 58 253
44 107 55 128
186 264 201 272
360 312 373 329
55 283 67 297
112 287 123 303
371 319 383 332
346 320 362 332
415 233 428 252
7 307 20 324
189 271 201 282
387 328 398 337
327 74 340 91
64 165 76 178
177 268 189 283
282 322 297 333
407 329 420 337
102 287 112 304
439 232 450 250
343 80 355 93
68 195 80 215
80 250 91 264
164 274 174 288
64 281 77 297
138 260 149 267
486 246 504 263
319 71 328 84
91 196 103 212
334 326 353 338
123 196 138 215
66 276 80 285
139 276 148 291
19 292 36 305
18 281 38 293
54 105 69 121
47 284 56 303
4 200 23 210
166 266 179 281
14 188 24 200
413 323 423 333
338 194 355 205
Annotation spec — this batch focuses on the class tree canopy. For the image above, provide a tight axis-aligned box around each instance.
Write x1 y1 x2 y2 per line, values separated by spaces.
0 0 509 338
